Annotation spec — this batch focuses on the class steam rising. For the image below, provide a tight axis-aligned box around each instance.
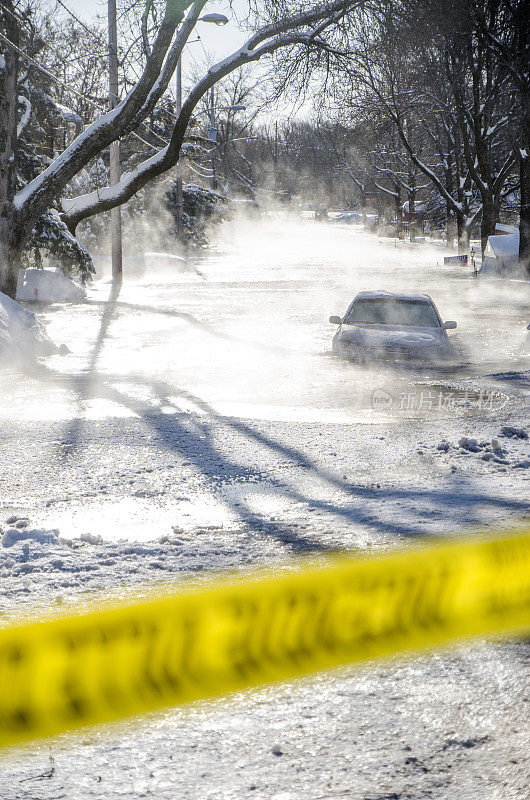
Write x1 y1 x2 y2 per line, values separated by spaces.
1 216 528 425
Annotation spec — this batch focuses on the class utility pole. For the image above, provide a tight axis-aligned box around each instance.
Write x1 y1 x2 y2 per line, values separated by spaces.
175 57 183 239
286 137 292 203
108 0 122 282
274 121 278 192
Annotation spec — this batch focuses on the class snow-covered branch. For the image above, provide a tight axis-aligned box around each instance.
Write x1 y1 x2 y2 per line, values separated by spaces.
125 0 207 134
13 0 196 224
61 4 363 231
16 95 31 139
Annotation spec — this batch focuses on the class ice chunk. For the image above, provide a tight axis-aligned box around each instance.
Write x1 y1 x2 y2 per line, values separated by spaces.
79 532 104 545
457 437 481 452
500 426 528 439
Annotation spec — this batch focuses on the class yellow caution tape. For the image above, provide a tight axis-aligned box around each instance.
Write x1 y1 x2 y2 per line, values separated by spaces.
0 531 529 748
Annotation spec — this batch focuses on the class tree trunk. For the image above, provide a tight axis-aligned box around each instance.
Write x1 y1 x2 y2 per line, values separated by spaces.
0 224 22 297
361 189 367 227
456 215 469 254
520 94 530 278
408 189 416 242
446 207 456 248
445 166 455 247
0 2 20 297
395 189 403 235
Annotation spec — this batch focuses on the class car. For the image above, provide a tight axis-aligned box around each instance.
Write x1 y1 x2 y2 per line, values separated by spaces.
329 291 458 362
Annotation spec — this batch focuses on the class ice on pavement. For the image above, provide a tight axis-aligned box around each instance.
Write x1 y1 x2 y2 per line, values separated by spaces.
0 220 528 547
1 221 528 423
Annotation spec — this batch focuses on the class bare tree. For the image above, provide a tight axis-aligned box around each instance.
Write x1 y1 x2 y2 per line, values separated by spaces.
0 0 365 296
479 0 529 275
339 0 518 253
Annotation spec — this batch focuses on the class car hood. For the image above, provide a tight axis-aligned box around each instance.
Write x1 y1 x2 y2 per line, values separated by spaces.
338 324 443 349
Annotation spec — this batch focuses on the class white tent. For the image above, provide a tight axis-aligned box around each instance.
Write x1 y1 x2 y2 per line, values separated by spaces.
480 230 521 277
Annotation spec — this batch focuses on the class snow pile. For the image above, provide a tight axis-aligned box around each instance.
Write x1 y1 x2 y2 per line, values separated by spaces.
2 526 59 548
457 436 481 452
0 290 58 360
434 428 529 469
0 514 290 614
16 267 86 303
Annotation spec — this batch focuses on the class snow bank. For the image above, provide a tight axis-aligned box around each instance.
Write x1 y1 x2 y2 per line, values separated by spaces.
16 267 86 303
0 291 58 359
495 223 518 234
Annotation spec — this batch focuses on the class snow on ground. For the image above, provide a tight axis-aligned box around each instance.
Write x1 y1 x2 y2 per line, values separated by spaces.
0 221 528 798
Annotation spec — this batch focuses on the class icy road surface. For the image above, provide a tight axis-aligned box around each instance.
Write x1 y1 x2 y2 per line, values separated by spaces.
0 220 529 798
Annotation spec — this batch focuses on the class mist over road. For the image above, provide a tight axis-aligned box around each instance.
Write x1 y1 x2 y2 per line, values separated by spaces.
2 220 528 541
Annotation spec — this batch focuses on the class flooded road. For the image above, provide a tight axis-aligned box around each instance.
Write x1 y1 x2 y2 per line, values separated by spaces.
3 220 528 425
1 220 528 544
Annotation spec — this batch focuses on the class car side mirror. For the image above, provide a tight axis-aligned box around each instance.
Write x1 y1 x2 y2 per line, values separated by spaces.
444 320 457 330
329 315 343 325
527 323 530 331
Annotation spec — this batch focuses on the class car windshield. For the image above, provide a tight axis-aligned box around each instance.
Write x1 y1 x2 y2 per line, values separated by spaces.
345 298 440 327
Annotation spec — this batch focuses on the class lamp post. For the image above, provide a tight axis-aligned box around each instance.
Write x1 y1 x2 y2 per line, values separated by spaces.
175 12 229 236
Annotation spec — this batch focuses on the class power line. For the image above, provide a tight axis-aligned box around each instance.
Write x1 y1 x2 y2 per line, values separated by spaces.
0 5 208 156
52 0 181 134
0 29 165 151
53 0 105 44
45 0 201 134
47 0 175 142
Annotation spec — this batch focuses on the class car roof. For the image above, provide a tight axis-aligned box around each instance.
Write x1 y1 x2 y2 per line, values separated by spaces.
352 290 434 303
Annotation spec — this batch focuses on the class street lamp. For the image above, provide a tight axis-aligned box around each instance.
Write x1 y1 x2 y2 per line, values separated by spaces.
198 13 229 25
175 11 230 238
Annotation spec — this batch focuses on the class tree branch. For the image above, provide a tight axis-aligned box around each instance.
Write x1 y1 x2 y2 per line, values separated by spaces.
61 5 363 230
14 0 195 229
